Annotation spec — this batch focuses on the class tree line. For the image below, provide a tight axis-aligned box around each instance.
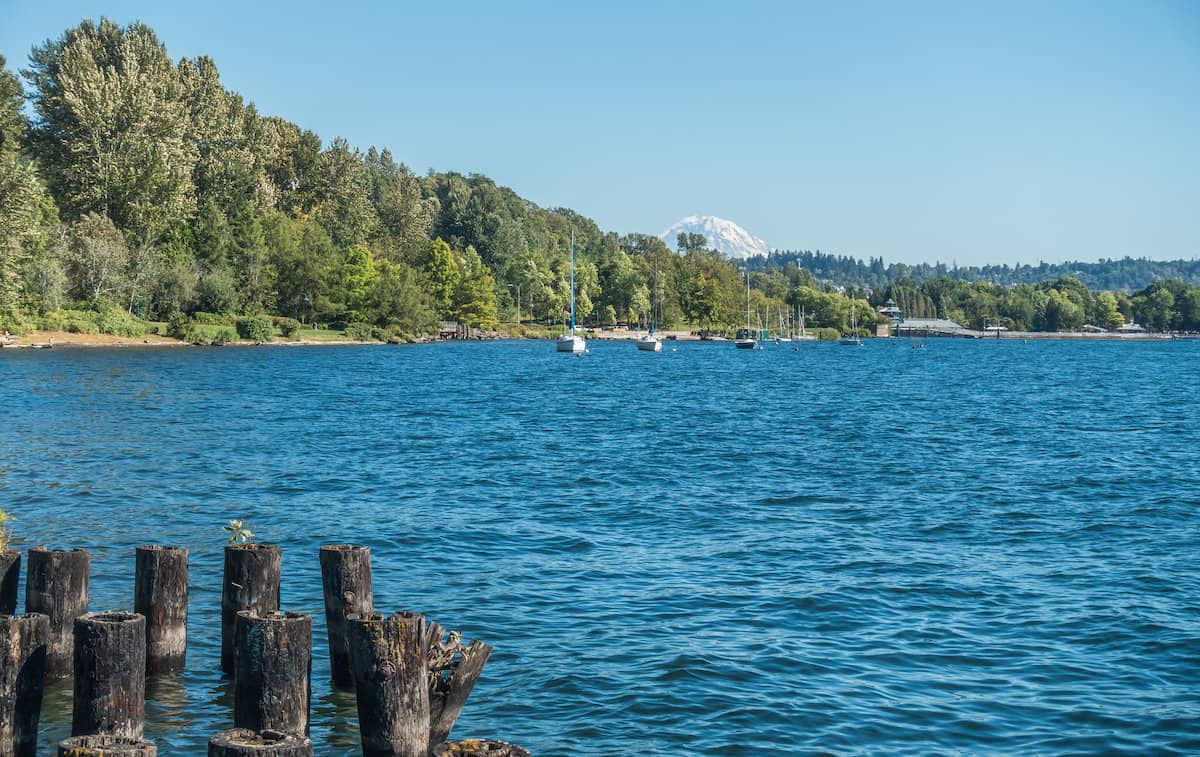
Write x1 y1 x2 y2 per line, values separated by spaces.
1 19 1196 341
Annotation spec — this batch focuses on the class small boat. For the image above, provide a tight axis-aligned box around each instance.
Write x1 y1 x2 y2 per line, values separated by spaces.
735 271 756 349
636 333 662 352
637 257 662 352
840 297 863 346
556 231 587 353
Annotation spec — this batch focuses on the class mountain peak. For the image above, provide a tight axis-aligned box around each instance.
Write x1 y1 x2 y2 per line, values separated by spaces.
659 215 772 259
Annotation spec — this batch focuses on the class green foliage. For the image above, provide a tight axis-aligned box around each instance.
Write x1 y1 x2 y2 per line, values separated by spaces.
276 317 301 338
425 238 460 319
167 310 189 337
0 508 12 552
235 315 274 343
224 519 253 544
346 322 378 341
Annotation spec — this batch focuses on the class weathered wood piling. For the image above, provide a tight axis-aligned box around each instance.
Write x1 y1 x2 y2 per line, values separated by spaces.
221 544 281 674
233 611 311 735
71 612 145 739
347 611 430 757
0 613 49 757
207 728 313 756
0 552 18 616
25 547 90 678
426 622 493 748
134 545 188 674
318 544 373 688
56 735 157 755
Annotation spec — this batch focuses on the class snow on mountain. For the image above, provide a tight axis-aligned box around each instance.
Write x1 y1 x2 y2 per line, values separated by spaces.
659 215 772 259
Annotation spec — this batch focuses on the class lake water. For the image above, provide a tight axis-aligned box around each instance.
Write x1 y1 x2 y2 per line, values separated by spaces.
2 338 1198 755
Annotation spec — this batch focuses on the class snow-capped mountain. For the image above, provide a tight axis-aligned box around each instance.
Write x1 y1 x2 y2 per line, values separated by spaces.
659 215 772 259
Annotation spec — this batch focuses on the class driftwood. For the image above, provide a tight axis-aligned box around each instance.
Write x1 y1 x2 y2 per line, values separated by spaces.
0 613 49 757
318 544 373 688
207 728 313 756
71 612 146 739
25 548 90 678
134 545 188 674
347 611 430 757
57 734 157 755
233 611 311 736
425 622 493 748
221 545 281 674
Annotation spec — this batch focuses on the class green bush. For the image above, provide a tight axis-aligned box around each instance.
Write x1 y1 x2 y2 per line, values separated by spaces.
212 326 238 344
192 311 235 325
167 311 190 338
815 328 841 341
236 316 274 343
65 318 99 334
277 318 301 338
346 322 377 341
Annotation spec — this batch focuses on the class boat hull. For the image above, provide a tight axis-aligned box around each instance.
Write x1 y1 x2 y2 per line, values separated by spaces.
839 337 863 346
734 339 757 350
636 338 662 352
557 334 586 353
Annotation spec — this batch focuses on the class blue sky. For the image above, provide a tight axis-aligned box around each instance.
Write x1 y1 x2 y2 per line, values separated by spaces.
2 0 1197 265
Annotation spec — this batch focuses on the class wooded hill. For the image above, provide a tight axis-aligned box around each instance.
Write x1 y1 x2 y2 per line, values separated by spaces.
1 19 1196 340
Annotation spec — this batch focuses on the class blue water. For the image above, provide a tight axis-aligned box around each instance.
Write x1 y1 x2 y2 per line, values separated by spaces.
2 339 1198 755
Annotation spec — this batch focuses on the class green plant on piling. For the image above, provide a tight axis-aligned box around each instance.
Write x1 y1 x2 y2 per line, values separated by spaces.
0 509 11 552
224 519 254 545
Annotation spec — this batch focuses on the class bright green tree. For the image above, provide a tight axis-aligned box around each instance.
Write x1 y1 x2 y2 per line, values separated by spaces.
425 238 460 319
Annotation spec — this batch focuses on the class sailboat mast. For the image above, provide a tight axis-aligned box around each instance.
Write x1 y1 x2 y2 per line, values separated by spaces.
569 229 576 334
745 270 751 330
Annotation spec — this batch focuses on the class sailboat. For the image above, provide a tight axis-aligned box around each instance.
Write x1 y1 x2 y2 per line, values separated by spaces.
840 297 863 346
795 305 816 341
735 270 757 349
636 256 662 352
556 230 587 353
775 303 791 343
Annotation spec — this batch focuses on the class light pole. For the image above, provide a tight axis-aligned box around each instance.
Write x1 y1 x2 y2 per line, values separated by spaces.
507 283 521 325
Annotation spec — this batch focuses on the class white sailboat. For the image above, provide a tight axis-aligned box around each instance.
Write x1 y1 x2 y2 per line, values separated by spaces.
795 305 816 341
735 270 757 349
556 230 586 353
637 256 662 352
840 297 863 346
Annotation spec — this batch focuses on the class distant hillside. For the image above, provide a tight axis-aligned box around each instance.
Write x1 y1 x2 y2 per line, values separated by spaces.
747 251 1200 292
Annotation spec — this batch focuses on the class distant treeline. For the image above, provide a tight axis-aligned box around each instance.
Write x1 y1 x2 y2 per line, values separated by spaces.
0 18 1196 342
748 251 1200 292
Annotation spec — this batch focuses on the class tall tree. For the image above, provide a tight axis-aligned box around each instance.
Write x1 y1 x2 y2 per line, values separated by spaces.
25 19 197 242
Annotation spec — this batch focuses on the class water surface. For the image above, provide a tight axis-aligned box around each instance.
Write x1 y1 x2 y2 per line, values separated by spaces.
2 339 1198 755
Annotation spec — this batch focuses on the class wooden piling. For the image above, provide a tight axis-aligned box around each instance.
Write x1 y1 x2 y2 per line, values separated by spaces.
317 544 373 688
134 545 188 674
0 552 18 616
0 613 49 757
25 547 90 678
346 611 430 757
56 735 157 755
233 611 311 736
431 740 531 757
207 728 313 757
71 612 146 739
426 622 493 748
221 545 281 674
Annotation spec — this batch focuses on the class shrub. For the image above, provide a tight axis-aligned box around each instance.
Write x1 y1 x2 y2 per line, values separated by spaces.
815 328 841 341
212 326 238 344
277 318 301 338
346 322 376 341
236 316 274 343
65 318 99 334
191 311 235 326
167 311 190 338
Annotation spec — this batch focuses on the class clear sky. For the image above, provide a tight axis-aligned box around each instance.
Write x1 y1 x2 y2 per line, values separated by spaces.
2 0 1197 265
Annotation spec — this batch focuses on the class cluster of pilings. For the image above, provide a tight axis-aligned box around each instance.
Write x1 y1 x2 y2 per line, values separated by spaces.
0 543 528 756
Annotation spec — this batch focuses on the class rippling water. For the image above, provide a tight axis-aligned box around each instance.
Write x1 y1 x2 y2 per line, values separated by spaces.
2 339 1198 755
